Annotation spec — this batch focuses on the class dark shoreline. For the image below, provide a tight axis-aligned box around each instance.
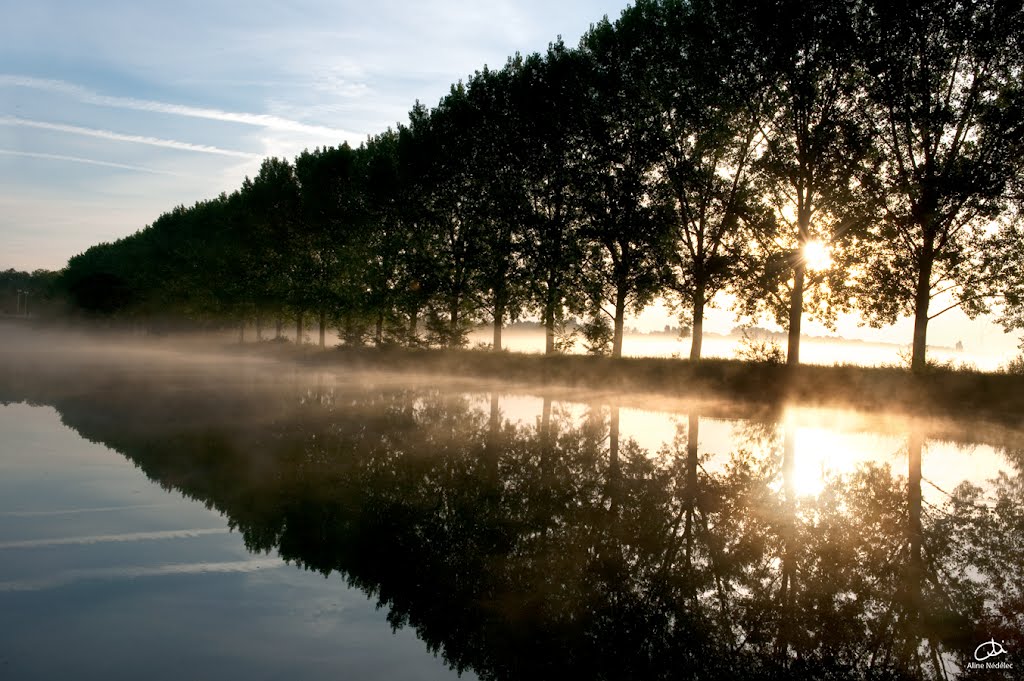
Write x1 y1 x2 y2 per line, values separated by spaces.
2 318 1022 429
240 342 1024 427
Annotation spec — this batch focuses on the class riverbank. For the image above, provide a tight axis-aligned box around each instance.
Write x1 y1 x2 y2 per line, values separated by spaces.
2 320 1022 427
241 342 1024 426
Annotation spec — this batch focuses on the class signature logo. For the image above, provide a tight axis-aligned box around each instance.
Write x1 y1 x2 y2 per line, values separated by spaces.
974 639 1008 662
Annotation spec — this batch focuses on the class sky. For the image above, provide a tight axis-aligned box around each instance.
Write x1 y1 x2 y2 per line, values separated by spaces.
1 0 1020 360
0 0 626 270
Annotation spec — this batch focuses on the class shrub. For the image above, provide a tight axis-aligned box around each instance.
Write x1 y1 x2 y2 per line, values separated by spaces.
1002 354 1024 375
581 315 613 356
735 328 784 365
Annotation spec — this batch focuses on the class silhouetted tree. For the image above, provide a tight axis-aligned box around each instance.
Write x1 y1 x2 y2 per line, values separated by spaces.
515 43 590 355
739 0 872 367
854 0 1024 373
577 17 674 358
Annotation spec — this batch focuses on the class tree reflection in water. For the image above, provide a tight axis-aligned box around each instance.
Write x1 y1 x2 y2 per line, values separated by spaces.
2 366 1021 680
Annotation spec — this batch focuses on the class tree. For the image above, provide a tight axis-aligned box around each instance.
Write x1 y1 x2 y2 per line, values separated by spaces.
993 222 1024 344
739 0 871 367
515 43 590 355
359 129 418 346
295 144 365 347
630 0 774 361
238 157 303 341
577 17 675 359
464 63 532 352
855 0 1024 373
411 91 489 348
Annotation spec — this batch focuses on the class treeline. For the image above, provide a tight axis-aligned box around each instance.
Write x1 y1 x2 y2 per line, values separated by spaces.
0 269 61 317
58 0 1024 370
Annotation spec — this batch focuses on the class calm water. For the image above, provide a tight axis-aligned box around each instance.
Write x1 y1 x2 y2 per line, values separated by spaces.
1 349 1021 680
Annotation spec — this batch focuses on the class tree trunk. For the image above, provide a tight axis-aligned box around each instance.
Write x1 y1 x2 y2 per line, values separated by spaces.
541 396 552 442
609 405 620 465
492 301 504 352
544 299 556 355
786 264 805 367
905 428 924 665
275 317 282 340
449 297 460 348
296 312 303 346
375 312 384 347
408 309 418 346
489 392 500 438
690 283 706 362
911 241 935 374
540 396 553 486
777 425 798 657
318 309 326 348
608 404 621 514
484 392 501 482
612 284 627 359
255 314 263 342
685 410 699 563
238 320 245 344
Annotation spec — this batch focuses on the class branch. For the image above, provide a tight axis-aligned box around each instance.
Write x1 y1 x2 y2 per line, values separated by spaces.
927 292 1004 320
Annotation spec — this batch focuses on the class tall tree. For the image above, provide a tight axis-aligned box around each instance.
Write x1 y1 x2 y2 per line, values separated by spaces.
739 0 870 367
516 43 589 355
630 0 774 361
463 63 532 352
855 0 1024 373
360 129 415 346
239 157 303 340
577 17 674 359
414 90 489 348
295 144 365 348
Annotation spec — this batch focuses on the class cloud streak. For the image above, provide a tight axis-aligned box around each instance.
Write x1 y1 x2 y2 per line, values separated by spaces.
0 149 207 177
0 557 286 592
0 116 259 158
0 527 229 549
1 74 356 140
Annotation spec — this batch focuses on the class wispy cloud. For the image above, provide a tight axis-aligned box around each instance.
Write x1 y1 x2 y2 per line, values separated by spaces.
0 557 285 592
0 116 259 158
0 149 208 177
0 527 229 549
0 503 169 517
0 74 357 139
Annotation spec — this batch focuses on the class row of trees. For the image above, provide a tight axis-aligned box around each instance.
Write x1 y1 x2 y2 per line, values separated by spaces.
0 269 60 317
59 0 1024 370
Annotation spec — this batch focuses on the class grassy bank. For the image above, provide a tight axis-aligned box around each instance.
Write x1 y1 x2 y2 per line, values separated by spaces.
2 318 1020 425
243 343 1024 425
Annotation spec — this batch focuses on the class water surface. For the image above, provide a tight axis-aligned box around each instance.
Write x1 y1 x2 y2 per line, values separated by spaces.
1 353 1021 680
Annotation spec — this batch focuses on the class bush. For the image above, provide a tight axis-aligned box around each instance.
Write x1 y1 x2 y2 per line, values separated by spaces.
581 315 613 356
552 320 578 354
1002 354 1024 375
735 328 784 365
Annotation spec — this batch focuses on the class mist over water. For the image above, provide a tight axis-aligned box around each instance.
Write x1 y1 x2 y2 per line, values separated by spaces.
1 324 1022 680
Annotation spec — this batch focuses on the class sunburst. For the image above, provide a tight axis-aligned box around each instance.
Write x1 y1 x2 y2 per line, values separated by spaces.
802 240 832 271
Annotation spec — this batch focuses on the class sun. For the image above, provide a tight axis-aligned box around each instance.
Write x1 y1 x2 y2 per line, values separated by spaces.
802 240 832 271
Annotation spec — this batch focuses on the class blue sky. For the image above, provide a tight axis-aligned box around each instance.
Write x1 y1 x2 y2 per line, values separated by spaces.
0 0 627 271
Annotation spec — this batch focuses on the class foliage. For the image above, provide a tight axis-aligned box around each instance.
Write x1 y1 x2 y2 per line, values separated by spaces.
580 314 613 356
1002 353 1024 376
734 328 785 365
1 268 62 316
853 0 1024 373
